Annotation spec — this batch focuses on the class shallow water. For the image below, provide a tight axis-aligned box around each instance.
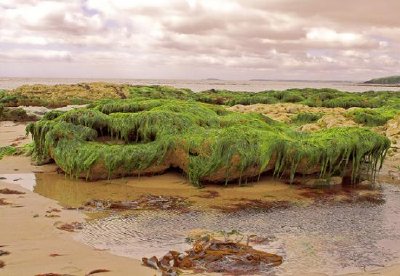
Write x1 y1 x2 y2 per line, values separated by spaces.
2 171 400 275
76 185 400 275
1 78 400 92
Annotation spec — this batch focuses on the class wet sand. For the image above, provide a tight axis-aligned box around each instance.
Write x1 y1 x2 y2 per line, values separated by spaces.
0 122 154 275
0 180 155 276
1 121 400 275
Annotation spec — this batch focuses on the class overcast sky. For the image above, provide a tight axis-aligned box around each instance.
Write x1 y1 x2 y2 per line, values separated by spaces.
0 0 399 80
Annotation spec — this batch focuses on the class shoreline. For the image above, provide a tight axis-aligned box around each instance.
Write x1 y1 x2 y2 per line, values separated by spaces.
1 94 400 275
0 177 155 276
1 78 400 92
1 159 400 276
0 121 154 275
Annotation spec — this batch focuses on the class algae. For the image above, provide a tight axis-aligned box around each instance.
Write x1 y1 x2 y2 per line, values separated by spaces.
290 112 323 125
27 99 390 186
347 108 398 127
4 83 400 110
0 146 17 160
4 82 130 108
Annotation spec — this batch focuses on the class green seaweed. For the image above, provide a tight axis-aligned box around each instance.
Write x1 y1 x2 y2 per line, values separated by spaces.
347 108 397 127
0 105 36 122
27 98 390 186
0 146 17 160
290 112 323 125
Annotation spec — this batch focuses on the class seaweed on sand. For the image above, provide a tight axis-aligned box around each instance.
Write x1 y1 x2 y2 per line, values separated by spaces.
27 99 390 186
0 146 17 160
142 238 283 275
0 104 36 122
290 112 323 125
4 83 400 111
194 88 400 109
346 107 398 127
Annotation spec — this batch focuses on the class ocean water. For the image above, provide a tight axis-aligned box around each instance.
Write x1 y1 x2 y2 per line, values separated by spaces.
1 77 400 92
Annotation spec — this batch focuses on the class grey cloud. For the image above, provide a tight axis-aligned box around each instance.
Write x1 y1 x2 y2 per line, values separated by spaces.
1 0 399 80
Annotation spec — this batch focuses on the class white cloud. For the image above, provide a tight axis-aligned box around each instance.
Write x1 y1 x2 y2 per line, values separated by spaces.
306 28 365 46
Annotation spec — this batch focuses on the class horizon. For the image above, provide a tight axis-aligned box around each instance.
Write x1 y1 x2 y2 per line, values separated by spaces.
1 0 399 80
0 76 360 81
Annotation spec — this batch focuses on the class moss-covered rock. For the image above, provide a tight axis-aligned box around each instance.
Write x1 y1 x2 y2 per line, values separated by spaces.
5 82 130 108
0 105 37 122
5 83 400 110
27 99 390 185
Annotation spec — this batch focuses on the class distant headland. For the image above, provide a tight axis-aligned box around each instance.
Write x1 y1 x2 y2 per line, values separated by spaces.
365 75 400 85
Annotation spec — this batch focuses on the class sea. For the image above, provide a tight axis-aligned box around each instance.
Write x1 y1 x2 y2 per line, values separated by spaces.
1 78 400 92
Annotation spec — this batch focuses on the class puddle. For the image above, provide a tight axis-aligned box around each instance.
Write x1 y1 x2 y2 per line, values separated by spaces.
75 185 400 275
3 171 400 275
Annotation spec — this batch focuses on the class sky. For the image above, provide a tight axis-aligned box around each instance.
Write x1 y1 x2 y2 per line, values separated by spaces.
0 0 399 80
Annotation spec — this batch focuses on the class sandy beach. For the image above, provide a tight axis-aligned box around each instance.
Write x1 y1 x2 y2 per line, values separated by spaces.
2 0 400 274
0 120 399 275
0 179 155 276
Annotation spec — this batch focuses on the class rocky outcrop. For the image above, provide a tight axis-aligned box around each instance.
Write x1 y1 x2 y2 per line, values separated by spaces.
27 99 390 185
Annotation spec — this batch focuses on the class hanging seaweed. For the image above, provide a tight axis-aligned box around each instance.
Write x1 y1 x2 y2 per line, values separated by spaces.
27 98 390 186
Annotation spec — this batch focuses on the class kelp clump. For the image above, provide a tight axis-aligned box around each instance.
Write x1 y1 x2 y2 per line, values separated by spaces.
27 99 390 185
142 238 283 275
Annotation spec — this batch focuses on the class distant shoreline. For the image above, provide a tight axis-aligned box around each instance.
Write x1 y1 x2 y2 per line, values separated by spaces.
1 78 400 92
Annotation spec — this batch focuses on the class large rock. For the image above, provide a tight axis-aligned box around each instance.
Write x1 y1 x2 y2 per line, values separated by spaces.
27 99 390 185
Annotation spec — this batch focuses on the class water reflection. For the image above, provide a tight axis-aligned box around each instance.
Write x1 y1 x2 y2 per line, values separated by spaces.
77 186 400 275
4 171 400 275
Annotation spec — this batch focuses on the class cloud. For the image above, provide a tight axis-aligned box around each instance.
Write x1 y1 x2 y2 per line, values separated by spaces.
0 49 72 62
306 28 366 46
0 0 399 80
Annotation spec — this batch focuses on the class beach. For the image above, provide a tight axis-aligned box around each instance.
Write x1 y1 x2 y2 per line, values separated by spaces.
0 110 399 275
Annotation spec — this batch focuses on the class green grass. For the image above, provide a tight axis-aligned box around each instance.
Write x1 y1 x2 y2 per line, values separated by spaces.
27 98 390 186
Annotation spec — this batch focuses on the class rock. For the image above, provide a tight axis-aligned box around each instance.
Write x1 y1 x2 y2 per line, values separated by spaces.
300 123 321 132
386 115 400 137
330 176 343 186
317 114 357 129
359 180 373 188
17 106 49 116
304 177 342 187
55 105 87 112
